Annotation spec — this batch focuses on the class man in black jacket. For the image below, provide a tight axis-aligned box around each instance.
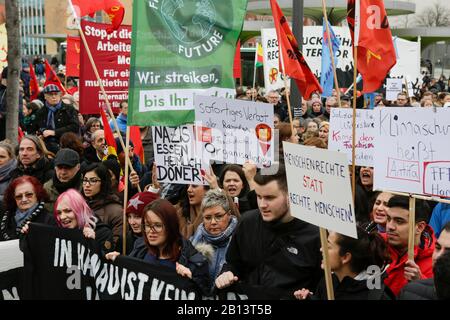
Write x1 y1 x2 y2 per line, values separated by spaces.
398 221 450 300
30 84 79 154
215 164 322 299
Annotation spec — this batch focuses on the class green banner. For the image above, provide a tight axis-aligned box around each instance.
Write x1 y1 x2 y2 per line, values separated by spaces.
128 0 248 126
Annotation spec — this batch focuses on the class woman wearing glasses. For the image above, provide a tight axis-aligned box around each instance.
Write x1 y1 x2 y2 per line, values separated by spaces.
0 175 55 241
106 199 211 295
82 163 123 247
190 189 240 292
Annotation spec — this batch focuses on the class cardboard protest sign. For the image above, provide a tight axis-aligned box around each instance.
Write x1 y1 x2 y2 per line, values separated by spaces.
152 125 207 185
283 142 357 238
0 240 23 300
194 95 274 168
385 78 403 101
79 21 131 114
328 108 375 167
374 108 450 197
261 28 288 93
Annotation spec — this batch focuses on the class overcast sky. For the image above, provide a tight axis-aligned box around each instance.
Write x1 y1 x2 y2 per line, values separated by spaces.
390 0 450 27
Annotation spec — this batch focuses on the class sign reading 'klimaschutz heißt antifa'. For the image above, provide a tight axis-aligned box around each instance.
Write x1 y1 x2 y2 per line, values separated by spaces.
79 21 132 114
127 0 248 126
20 223 279 300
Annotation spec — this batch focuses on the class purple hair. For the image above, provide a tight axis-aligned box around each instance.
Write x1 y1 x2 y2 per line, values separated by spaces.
54 189 96 230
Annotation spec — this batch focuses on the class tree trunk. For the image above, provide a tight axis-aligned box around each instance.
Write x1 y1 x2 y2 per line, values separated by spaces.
5 0 20 143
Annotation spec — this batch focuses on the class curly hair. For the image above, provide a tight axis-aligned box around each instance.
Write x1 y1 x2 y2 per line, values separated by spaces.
3 175 49 212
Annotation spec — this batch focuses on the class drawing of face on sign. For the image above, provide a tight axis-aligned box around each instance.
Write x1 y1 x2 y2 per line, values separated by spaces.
256 123 272 156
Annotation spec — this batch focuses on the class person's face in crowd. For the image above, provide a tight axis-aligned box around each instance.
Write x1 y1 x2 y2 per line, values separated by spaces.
341 100 351 108
325 98 336 113
301 101 308 115
19 139 40 167
187 184 206 207
0 146 11 167
359 167 374 188
331 89 338 98
56 197 78 229
307 121 318 132
274 114 280 128
319 126 329 140
372 192 392 226
120 102 128 116
267 93 280 105
89 121 101 134
312 102 322 113
127 213 142 234
223 171 244 197
386 206 413 250
78 113 84 125
144 210 167 250
255 180 290 222
55 164 80 183
108 169 118 189
375 94 383 104
293 119 304 135
92 130 106 154
14 182 38 212
443 95 450 104
44 91 61 106
396 94 408 106
423 100 434 107
324 232 348 272
432 229 450 267
22 105 30 117
82 170 102 198
203 205 231 236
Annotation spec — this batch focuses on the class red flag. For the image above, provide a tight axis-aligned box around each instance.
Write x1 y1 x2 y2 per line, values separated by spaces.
269 0 322 99
100 107 117 155
29 63 39 100
233 40 242 79
66 36 80 77
44 60 66 94
130 126 144 164
347 0 396 93
70 0 125 33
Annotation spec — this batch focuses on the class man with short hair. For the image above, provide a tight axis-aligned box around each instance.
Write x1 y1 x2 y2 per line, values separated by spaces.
43 148 82 211
215 164 322 299
109 100 128 133
317 96 337 121
395 92 410 107
383 195 435 296
84 129 106 164
30 84 80 153
399 221 450 300
266 90 288 122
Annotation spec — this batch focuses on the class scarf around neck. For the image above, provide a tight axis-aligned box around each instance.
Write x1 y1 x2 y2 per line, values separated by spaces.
53 169 82 194
46 102 63 130
14 203 39 227
0 159 17 180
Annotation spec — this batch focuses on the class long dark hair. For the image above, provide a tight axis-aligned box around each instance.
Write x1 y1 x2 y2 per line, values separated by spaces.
82 163 113 200
142 199 182 261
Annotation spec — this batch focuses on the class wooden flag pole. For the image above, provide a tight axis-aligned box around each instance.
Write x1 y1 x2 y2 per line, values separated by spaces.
319 228 335 300
321 0 341 107
252 43 258 101
122 126 131 255
408 196 416 261
67 1 141 192
351 45 358 201
278 39 295 134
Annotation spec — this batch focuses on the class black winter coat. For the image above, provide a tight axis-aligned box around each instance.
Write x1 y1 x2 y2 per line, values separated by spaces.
0 202 56 241
130 237 211 295
10 157 54 185
220 210 323 299
398 278 437 300
93 221 115 255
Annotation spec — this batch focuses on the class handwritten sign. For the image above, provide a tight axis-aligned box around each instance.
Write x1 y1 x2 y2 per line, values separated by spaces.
152 125 206 185
328 108 375 167
194 95 274 168
283 142 357 238
385 78 403 101
374 108 450 196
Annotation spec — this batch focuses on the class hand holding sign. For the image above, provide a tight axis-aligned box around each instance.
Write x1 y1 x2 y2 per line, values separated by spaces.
201 167 219 190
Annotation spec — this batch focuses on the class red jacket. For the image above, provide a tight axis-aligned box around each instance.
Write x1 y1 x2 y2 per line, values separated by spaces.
382 225 435 296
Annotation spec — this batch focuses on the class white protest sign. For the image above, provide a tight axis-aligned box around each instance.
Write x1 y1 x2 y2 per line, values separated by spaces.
152 125 207 185
194 95 274 168
283 142 357 238
374 108 450 197
390 37 421 86
328 108 375 167
261 28 289 92
385 78 403 101
0 240 23 273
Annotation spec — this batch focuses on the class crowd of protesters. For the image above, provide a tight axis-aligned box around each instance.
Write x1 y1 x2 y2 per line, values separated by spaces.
0 59 449 300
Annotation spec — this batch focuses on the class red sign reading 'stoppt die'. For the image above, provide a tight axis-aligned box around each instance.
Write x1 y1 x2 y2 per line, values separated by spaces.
79 21 131 114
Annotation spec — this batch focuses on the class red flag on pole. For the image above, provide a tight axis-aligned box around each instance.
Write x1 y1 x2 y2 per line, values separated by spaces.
269 0 322 99
29 63 39 100
100 107 117 156
347 0 397 93
44 60 66 94
66 36 80 77
70 0 125 33
130 126 144 164
233 40 242 79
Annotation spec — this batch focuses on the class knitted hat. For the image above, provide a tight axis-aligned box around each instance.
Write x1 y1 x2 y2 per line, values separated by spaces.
126 192 160 217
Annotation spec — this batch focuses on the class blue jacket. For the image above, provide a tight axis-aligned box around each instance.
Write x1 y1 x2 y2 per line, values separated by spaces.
430 203 450 238
109 113 127 133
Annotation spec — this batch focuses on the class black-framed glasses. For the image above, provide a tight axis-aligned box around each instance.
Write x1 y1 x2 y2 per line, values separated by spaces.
82 178 101 185
14 192 35 201
203 212 229 224
144 223 164 233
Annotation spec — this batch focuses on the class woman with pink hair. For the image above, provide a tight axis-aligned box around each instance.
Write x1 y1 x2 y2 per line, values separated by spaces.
53 188 114 253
